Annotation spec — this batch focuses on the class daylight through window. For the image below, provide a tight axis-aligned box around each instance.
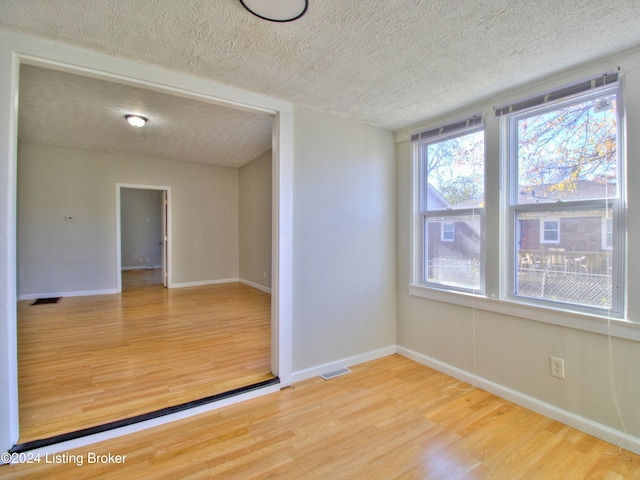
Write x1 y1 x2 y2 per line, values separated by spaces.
507 81 623 313
414 116 484 292
411 73 625 319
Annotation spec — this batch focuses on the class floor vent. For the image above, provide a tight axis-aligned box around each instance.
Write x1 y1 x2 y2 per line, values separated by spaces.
30 297 61 306
320 367 351 380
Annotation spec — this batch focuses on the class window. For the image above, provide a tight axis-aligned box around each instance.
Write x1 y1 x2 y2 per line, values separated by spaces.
410 72 625 321
506 77 623 313
413 115 484 292
540 219 559 243
441 222 455 242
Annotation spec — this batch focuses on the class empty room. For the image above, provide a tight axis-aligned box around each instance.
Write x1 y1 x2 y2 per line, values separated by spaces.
14 64 277 444
2 1 640 478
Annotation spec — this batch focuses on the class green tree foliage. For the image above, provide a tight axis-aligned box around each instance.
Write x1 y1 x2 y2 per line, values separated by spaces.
425 130 484 208
517 95 617 198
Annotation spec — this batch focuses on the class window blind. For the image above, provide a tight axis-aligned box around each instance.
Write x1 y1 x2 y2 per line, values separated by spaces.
410 113 483 143
494 71 618 118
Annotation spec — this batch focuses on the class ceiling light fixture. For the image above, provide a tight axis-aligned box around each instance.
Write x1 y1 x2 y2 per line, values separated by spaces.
239 0 308 22
125 114 148 127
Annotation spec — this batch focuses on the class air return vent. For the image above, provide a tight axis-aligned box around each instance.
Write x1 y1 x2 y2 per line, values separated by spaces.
320 367 351 380
30 297 61 305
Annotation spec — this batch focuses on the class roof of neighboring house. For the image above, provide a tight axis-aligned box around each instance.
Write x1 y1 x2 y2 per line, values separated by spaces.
426 184 451 210
517 180 617 204
429 180 615 211
427 186 485 210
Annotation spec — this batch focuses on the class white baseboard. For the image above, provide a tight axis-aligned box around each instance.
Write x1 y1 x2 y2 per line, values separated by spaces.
122 265 161 271
18 289 118 301
396 346 640 456
19 277 269 300
239 278 271 294
173 278 271 292
171 278 240 288
291 345 396 383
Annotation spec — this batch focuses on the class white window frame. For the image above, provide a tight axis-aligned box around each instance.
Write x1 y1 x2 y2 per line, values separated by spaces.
409 71 634 337
411 115 485 294
441 222 455 242
505 83 625 316
539 219 560 244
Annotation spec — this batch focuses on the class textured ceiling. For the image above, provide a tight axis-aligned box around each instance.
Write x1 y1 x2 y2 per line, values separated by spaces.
18 65 273 168
3 0 640 135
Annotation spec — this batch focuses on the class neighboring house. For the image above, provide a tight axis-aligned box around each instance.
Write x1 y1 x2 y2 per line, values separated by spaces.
515 181 614 274
518 214 610 252
425 184 481 262
516 180 614 254
427 180 613 274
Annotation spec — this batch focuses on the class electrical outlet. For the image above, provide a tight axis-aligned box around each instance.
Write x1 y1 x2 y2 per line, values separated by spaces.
550 357 565 379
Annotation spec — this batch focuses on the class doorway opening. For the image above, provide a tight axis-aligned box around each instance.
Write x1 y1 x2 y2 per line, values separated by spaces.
9 58 290 450
117 185 170 292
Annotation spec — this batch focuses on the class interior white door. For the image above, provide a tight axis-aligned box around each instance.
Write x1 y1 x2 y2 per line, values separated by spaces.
161 190 168 288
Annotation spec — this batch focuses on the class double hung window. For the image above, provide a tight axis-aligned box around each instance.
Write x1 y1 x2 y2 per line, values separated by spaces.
413 116 484 293
502 74 623 314
411 72 625 318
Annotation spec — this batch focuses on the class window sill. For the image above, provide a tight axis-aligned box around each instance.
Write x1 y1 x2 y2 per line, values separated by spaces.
408 283 640 342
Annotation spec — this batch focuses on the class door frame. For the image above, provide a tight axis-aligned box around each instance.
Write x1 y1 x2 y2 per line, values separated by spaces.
1 31 294 452
116 184 171 292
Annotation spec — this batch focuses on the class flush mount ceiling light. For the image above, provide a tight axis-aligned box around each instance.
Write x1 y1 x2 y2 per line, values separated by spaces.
124 114 148 127
239 0 308 22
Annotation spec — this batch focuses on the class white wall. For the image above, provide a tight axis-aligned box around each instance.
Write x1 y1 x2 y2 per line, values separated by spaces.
292 107 396 373
17 142 239 297
395 47 640 451
239 150 272 291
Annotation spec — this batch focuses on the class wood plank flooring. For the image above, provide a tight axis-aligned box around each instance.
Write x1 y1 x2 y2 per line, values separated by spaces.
16 271 272 443
3 355 639 479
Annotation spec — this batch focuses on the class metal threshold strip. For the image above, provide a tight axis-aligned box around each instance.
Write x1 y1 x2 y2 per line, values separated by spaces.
10 377 280 454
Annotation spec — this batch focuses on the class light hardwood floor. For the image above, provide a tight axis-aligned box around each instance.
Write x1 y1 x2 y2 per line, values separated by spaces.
2 355 639 479
16 271 272 443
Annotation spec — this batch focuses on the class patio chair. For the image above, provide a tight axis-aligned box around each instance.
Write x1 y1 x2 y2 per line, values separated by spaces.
546 247 568 271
